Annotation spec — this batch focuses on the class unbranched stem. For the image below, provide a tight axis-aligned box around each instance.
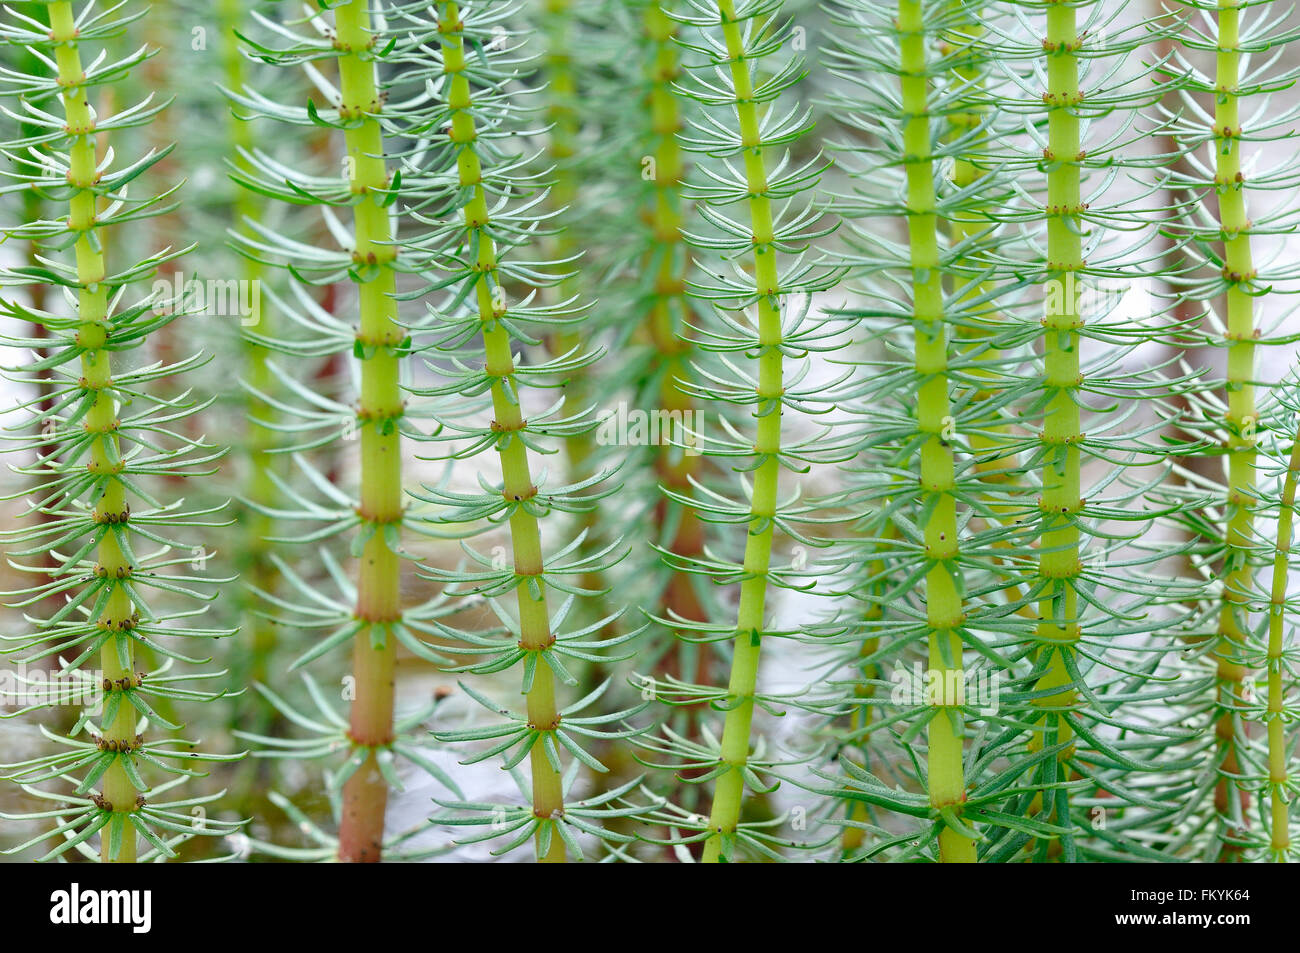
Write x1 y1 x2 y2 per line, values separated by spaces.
336 0 401 863
642 0 709 697
1028 2 1085 845
1264 422 1300 861
944 7 1026 589
48 0 139 863
439 1 566 863
542 0 596 489
1213 0 1257 856
701 0 784 863
220 0 279 692
899 0 975 863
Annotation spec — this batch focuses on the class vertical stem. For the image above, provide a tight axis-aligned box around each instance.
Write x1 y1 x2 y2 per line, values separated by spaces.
542 0 594 480
336 0 402 863
439 2 566 862
1029 1 1084 840
900 0 974 863
1213 0 1256 857
540 0 610 642
943 7 1033 622
945 8 1022 504
1264 423 1300 861
701 0 783 863
541 0 578 346
220 0 279 693
840 523 892 855
642 0 711 720
48 0 138 863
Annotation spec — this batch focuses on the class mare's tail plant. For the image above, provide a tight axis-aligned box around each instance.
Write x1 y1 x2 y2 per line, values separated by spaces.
637 0 846 863
220 0 283 713
627 0 717 734
536 0 593 478
413 0 642 863
974 0 1203 862
810 0 1206 863
1159 0 1300 859
887 0 974 862
225 0 465 862
815 0 1031 863
819 0 1005 863
0 0 241 862
1252 387 1300 860
573 0 718 752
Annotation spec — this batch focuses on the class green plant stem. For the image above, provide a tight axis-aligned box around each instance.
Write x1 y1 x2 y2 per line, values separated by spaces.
642 0 709 692
541 0 611 649
945 11 1018 495
1213 0 1256 856
541 0 578 353
336 0 402 863
899 0 974 863
542 0 593 478
1029 1 1084 841
220 0 278 693
1264 422 1300 861
440 1 566 863
840 537 887 855
943 9 1031 625
700 0 784 863
48 0 138 863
